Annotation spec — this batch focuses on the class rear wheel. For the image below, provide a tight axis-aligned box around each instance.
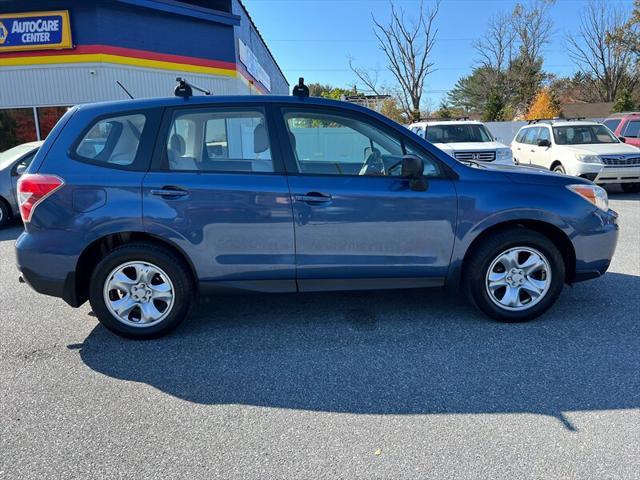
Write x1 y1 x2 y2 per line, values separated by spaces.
621 183 640 193
89 243 194 339
465 228 565 323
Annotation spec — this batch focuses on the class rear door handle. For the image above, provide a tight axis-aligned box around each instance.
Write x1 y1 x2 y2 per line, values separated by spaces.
150 186 189 198
294 192 332 204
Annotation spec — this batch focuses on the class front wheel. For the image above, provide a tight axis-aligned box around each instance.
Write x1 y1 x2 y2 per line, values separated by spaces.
465 229 565 323
552 164 565 175
89 243 194 339
621 183 640 193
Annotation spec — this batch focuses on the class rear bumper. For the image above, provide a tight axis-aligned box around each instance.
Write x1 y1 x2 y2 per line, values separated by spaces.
570 208 619 283
15 231 82 307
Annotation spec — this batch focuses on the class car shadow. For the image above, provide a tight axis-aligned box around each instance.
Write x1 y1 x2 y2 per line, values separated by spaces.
78 272 639 429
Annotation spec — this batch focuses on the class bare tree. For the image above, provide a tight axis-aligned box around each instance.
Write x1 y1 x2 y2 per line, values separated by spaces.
474 13 516 73
568 0 639 102
511 0 555 65
354 0 440 122
348 56 383 96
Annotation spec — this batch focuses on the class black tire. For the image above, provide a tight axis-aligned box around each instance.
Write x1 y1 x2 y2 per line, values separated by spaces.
621 183 640 193
464 228 565 323
0 198 11 228
89 242 194 339
552 163 565 174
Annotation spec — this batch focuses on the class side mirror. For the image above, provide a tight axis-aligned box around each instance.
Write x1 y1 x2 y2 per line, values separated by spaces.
401 155 427 191
537 139 551 147
619 136 627 143
13 164 28 176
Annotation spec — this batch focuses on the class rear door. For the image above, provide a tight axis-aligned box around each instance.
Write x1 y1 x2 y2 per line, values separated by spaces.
142 104 296 293
513 127 535 165
529 127 552 168
274 105 457 291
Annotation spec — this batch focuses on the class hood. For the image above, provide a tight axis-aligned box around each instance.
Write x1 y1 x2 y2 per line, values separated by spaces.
434 141 509 152
562 143 640 156
475 162 591 186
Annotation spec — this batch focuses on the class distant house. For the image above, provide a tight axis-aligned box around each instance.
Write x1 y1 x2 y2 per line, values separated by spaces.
561 102 615 120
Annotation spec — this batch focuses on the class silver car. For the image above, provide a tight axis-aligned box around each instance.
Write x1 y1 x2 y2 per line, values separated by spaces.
0 141 42 228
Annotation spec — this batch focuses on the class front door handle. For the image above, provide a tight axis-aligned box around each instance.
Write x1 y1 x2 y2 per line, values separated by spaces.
294 192 332 204
150 186 189 198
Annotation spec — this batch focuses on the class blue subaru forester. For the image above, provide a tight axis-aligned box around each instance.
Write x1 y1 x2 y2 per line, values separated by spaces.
15 84 619 338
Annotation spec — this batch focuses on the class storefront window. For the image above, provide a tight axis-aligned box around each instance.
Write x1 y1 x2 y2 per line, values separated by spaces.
37 107 71 139
0 108 37 151
0 106 71 151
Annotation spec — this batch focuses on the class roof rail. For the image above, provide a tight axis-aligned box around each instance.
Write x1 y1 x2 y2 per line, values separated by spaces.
418 116 471 122
528 117 587 125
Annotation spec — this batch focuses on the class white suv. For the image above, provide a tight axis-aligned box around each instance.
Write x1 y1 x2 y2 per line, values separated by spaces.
408 120 514 165
512 120 640 192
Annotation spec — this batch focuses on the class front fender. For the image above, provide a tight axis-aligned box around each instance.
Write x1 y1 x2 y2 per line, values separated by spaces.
446 178 596 288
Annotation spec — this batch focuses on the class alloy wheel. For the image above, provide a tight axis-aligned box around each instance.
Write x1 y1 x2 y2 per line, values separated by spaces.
485 247 552 311
103 261 175 327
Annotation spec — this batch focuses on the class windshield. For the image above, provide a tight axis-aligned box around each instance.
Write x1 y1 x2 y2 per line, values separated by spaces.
553 125 619 145
425 124 493 143
0 144 37 170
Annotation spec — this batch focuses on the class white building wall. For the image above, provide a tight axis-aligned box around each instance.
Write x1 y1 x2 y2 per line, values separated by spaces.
0 63 252 109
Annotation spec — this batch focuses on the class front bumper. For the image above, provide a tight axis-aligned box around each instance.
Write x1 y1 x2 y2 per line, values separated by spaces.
595 165 640 184
571 208 619 283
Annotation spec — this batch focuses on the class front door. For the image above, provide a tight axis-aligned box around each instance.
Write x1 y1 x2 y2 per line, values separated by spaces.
275 106 458 291
143 105 296 293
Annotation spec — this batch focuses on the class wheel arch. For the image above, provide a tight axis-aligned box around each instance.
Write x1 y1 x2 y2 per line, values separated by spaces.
550 160 563 171
459 220 576 286
74 231 198 306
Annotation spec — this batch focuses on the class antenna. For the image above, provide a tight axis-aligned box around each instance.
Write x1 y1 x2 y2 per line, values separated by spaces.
174 77 211 98
116 80 134 99
292 77 309 98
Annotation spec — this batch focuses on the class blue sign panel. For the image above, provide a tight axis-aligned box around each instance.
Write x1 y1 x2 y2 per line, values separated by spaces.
0 11 72 52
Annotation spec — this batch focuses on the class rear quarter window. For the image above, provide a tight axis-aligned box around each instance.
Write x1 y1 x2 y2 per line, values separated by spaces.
514 129 527 143
73 113 147 168
603 119 621 133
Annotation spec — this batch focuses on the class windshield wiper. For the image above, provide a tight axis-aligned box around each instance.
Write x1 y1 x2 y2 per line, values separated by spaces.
458 159 487 168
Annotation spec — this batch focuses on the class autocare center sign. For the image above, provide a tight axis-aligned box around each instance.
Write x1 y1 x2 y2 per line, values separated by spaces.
0 11 72 52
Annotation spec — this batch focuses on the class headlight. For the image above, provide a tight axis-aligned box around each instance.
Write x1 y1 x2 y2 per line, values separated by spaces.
575 153 602 164
496 149 513 161
567 184 608 211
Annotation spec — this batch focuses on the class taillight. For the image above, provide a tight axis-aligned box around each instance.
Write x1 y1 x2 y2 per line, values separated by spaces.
17 174 65 222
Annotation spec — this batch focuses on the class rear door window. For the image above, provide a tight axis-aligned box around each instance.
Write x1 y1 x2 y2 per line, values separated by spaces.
523 127 540 145
163 108 273 173
75 114 146 166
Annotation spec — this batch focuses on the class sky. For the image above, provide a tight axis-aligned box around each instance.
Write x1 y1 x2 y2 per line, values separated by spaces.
243 0 635 106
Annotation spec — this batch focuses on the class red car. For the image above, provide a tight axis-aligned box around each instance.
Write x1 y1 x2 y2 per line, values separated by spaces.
603 112 640 149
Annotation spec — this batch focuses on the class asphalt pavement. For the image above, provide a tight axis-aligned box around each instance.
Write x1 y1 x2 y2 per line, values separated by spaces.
1 190 638 479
